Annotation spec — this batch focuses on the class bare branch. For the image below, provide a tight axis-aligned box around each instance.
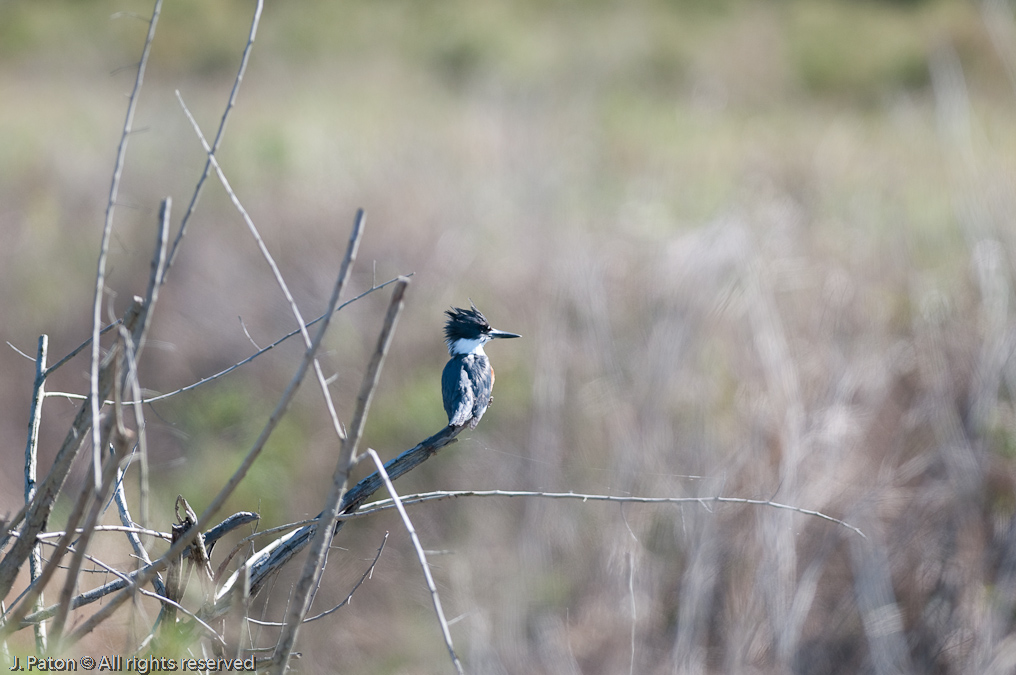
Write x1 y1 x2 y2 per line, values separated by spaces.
363 449 463 674
113 460 166 597
0 301 143 603
2 414 118 640
271 277 408 674
131 197 170 537
41 320 122 377
17 517 251 628
64 213 356 646
176 91 354 447
212 426 463 613
163 0 264 282
7 341 36 361
49 380 135 645
89 0 162 491
121 273 410 406
33 526 170 543
246 532 388 626
353 490 867 539
23 335 48 652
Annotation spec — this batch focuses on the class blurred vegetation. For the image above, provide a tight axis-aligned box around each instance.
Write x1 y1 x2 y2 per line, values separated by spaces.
3 0 1016 672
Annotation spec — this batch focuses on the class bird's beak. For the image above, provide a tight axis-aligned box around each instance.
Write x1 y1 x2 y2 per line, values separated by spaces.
489 329 521 340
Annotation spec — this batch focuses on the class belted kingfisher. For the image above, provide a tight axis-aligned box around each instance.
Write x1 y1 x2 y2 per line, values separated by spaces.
442 302 520 429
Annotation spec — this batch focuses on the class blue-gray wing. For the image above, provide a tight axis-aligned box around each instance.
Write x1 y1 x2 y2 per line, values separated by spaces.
442 354 494 428
442 356 475 427
468 355 494 428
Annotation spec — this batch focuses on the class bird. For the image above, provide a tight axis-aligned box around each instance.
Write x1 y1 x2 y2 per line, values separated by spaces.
441 302 520 429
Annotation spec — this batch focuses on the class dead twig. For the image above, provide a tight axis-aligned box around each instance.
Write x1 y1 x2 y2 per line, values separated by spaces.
246 532 388 626
22 335 48 652
210 424 463 620
89 0 162 491
164 0 264 282
131 197 171 531
364 448 464 675
353 490 867 540
271 277 408 675
49 358 137 645
114 274 411 406
17 515 254 629
0 300 143 603
63 212 359 647
176 90 353 448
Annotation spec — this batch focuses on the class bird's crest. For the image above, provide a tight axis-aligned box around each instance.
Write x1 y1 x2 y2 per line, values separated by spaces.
444 300 491 348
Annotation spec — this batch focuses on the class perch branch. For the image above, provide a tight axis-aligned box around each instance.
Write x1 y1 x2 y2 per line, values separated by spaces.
210 424 463 615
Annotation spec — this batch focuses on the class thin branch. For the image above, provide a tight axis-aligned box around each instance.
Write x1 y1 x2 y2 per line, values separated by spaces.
0 300 143 603
271 277 408 675
364 449 464 674
354 490 867 539
41 277 414 408
42 320 122 377
7 342 35 361
2 413 119 640
64 214 356 646
233 553 253 659
239 316 261 350
312 209 366 442
163 0 263 282
121 274 410 406
344 278 409 461
49 384 133 644
23 335 48 652
113 459 166 597
176 90 352 447
133 197 170 537
212 426 463 613
33 525 170 543
139 197 171 355
90 0 162 490
16 517 252 628
246 532 388 626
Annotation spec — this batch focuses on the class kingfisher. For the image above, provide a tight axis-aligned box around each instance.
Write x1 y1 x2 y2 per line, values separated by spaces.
442 302 520 429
